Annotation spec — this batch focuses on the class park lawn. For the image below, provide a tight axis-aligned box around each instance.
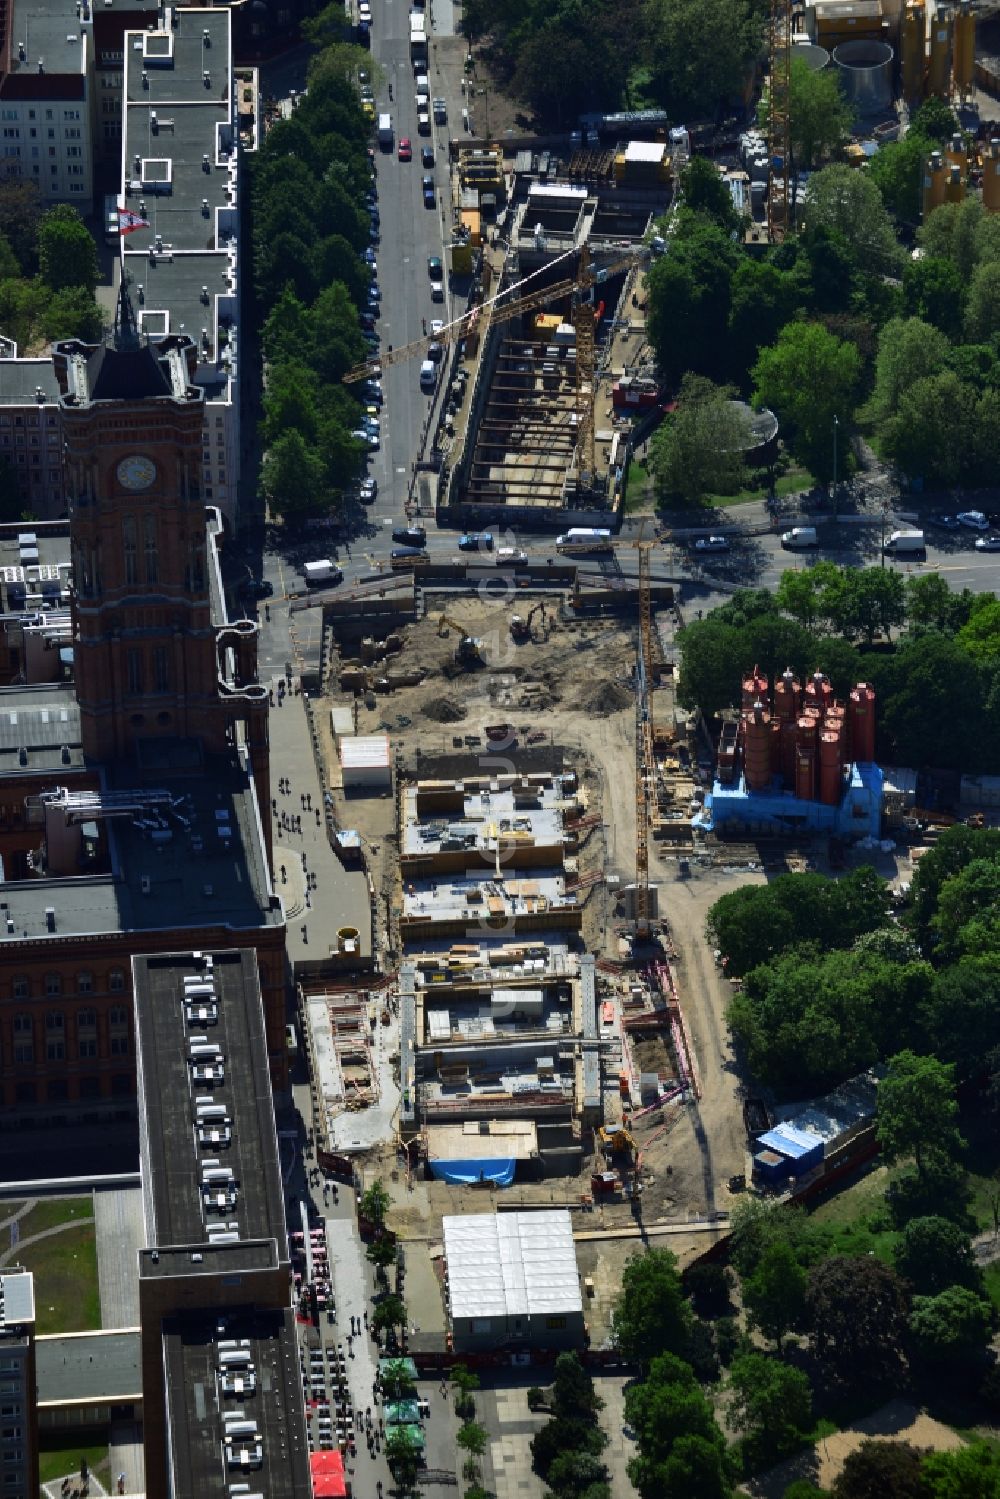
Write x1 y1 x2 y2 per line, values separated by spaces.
18 1222 100 1335
17 1195 92 1240
38 1440 109 1486
807 1164 901 1263
704 464 815 508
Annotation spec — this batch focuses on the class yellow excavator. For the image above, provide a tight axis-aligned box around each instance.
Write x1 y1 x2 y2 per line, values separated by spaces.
510 602 548 642
436 612 482 665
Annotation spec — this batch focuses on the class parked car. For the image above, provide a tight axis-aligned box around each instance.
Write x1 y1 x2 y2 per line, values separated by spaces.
397 137 412 161
930 514 960 530
359 477 377 503
240 577 273 599
432 98 447 123
430 319 444 338
459 532 494 552
427 255 443 277
958 510 989 531
421 145 435 168
361 380 382 405
422 175 435 208
693 536 730 552
975 534 1000 551
364 248 377 266
430 280 444 302
360 314 377 331
392 526 426 547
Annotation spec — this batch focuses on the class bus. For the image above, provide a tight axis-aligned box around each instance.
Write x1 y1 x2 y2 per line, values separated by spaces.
555 527 613 553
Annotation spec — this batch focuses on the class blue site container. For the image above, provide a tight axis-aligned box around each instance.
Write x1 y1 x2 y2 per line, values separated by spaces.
752 1150 789 1186
758 1123 824 1178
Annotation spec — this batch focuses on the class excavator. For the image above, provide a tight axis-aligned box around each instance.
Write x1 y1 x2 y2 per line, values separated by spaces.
436 612 482 666
593 1122 641 1196
509 602 548 642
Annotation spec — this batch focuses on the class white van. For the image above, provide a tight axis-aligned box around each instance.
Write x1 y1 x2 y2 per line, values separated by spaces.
419 359 436 390
415 73 430 102
377 113 393 148
780 526 818 549
555 527 612 553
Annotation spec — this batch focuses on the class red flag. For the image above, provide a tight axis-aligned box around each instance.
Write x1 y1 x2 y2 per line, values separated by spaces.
117 207 150 235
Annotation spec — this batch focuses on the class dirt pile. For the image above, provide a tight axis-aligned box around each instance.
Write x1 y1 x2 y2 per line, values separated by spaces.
575 679 634 717
421 695 466 723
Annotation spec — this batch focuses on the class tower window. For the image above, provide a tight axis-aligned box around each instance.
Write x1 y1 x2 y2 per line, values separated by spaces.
126 649 143 696
123 515 137 585
153 646 169 693
144 513 158 583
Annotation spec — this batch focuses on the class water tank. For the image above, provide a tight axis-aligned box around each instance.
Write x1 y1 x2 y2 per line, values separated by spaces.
805 670 833 715
985 140 1000 213
833 40 895 113
819 730 843 805
769 717 783 777
781 720 798 788
741 666 768 711
795 747 817 801
953 0 974 94
797 714 817 751
793 40 832 70
744 702 772 791
945 162 965 203
902 1 926 103
849 682 877 761
923 150 948 217
774 667 801 721
927 5 953 95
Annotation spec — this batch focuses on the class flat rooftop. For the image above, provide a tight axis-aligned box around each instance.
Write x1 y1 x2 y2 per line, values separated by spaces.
402 871 579 925
0 686 82 775
37 1329 140 1406
163 1307 310 1499
0 361 62 406
443 1210 582 1321
0 751 279 940
406 939 579 991
134 948 286 1250
0 1269 33 1327
428 1118 537 1162
423 986 572 1047
122 5 237 389
402 781 567 859
6 0 86 86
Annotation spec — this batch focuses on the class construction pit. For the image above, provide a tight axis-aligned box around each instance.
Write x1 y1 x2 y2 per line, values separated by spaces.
309 588 751 1332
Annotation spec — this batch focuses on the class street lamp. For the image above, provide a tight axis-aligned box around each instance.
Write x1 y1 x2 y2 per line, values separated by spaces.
832 413 839 498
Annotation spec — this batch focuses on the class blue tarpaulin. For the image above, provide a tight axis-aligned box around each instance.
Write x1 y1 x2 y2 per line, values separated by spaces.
428 1156 516 1187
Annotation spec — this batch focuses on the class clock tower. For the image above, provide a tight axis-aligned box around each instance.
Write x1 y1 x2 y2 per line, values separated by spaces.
52 282 270 820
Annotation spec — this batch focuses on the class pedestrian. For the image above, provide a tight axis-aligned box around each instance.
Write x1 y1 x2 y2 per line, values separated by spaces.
363 1308 368 1329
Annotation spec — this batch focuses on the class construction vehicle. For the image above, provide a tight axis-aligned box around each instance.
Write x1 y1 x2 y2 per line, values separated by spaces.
436 612 482 666
597 1124 638 1158
509 602 548 642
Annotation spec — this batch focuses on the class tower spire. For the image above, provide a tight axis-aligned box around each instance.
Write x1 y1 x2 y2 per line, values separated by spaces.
112 272 143 352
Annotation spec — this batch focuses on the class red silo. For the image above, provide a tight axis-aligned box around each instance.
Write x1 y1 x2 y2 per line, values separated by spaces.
744 701 772 791
773 668 801 722
819 729 843 806
741 665 769 711
781 720 798 788
769 716 783 776
805 670 833 715
795 746 816 801
849 682 876 762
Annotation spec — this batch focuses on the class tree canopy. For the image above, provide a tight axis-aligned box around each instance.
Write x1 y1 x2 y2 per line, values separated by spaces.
648 375 751 504
753 321 860 482
612 1249 692 1368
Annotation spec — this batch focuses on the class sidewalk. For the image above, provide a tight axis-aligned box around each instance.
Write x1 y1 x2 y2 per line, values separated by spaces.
266 689 373 965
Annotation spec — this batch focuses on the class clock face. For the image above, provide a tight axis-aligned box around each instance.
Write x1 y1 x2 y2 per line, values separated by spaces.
117 454 157 491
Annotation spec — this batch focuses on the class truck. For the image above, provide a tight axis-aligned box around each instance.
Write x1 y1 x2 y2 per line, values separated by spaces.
883 529 925 555
409 12 427 65
303 559 343 587
376 113 393 149
780 526 818 549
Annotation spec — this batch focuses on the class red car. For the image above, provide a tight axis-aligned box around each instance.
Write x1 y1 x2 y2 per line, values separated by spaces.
397 137 412 161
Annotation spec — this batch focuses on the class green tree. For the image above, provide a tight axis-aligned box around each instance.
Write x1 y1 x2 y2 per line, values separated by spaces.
385 1424 421 1488
656 1433 734 1499
709 866 890 977
366 1233 397 1288
918 196 986 281
612 1249 692 1367
877 1051 964 1176
260 429 331 518
531 1416 606 1483
647 219 739 389
544 1447 611 1498
885 1154 975 1232
807 1255 909 1386
868 634 990 772
37 205 98 294
450 1364 480 1418
893 1215 980 1295
647 0 761 121
0 172 41 272
965 259 1000 341
552 1352 600 1418
803 165 898 273
742 1239 808 1350
920 1440 1000 1498
457 1421 488 1458
681 156 739 231
789 56 855 169
648 375 750 504
370 1292 406 1336
727 1351 812 1466
902 255 966 338
910 1285 995 1366
911 96 959 141
683 1262 733 1317
877 369 979 485
753 322 860 483
380 1357 415 1401
359 1177 391 1227
727 259 800 385
869 132 926 222
904 572 973 634
835 568 906 645
729 1198 829 1281
41 286 104 343
625 1354 730 1499
831 1439 923 1499
930 860 1000 959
